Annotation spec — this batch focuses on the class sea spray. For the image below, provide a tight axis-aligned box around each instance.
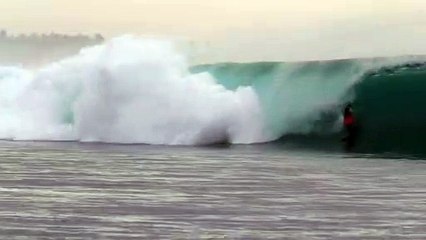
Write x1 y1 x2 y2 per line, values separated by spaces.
0 36 268 145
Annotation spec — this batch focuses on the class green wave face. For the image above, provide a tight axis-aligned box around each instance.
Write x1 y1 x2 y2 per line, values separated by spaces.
192 58 426 154
355 64 426 153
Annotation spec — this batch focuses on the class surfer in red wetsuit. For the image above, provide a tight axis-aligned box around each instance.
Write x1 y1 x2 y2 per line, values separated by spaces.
344 104 355 129
343 103 357 148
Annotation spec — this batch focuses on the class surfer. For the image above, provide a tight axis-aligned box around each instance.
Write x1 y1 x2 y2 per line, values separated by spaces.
342 103 357 148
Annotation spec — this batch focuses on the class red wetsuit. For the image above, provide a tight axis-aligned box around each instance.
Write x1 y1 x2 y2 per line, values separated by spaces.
344 114 355 126
343 106 357 149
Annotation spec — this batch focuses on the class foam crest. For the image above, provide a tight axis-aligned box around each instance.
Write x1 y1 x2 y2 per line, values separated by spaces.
0 36 267 145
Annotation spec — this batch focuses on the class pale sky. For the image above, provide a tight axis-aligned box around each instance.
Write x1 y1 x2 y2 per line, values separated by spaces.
1 0 425 62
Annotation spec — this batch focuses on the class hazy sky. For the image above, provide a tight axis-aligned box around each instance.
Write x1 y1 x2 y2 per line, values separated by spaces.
1 0 425 62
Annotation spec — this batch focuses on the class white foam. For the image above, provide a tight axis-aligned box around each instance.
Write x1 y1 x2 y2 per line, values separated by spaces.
0 36 268 145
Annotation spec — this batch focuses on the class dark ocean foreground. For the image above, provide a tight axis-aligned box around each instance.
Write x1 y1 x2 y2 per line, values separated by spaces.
0 141 424 239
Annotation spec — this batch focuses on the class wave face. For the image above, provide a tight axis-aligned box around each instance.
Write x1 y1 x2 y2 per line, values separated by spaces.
193 57 426 153
0 36 267 145
355 64 426 153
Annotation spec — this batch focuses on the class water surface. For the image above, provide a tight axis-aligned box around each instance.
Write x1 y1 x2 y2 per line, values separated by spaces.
0 141 424 239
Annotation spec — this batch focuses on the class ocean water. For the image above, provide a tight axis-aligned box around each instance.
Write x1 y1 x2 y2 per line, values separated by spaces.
0 141 425 239
1 36 426 239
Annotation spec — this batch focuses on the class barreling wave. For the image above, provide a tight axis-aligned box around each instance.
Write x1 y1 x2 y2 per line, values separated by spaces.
1 35 426 153
193 57 426 154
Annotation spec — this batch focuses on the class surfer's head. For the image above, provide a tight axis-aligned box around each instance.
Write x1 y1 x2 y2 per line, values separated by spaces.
344 103 352 114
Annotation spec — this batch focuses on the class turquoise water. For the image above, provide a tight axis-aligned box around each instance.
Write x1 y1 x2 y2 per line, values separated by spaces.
193 58 426 154
0 141 424 239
